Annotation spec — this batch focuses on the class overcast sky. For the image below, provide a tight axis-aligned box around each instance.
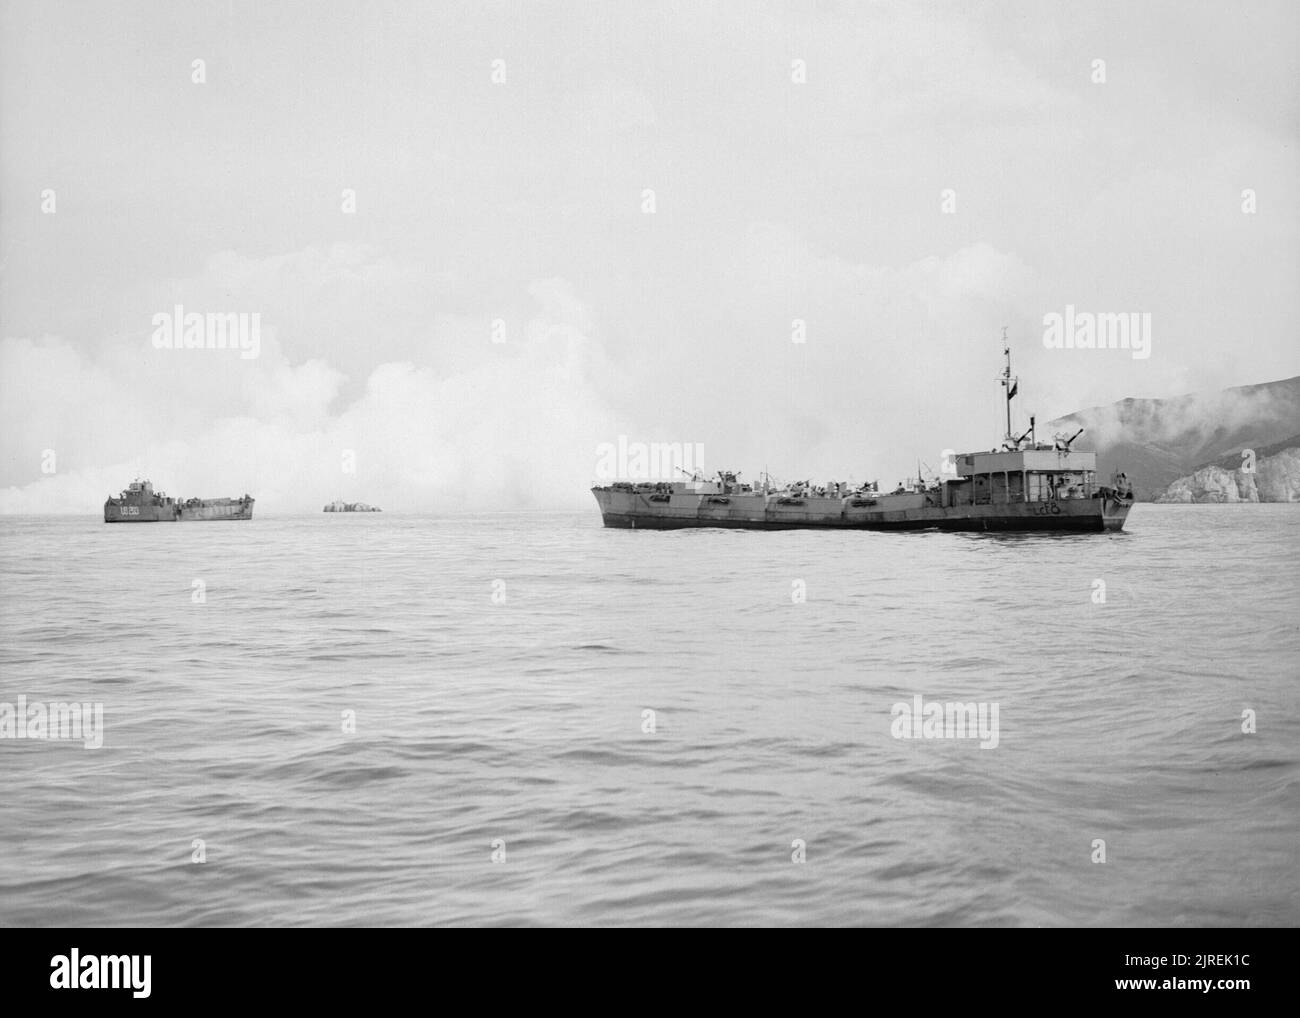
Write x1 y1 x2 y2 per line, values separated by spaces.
2 0 1296 511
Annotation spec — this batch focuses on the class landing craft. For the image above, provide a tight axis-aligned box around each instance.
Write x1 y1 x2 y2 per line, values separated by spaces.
323 500 382 512
590 335 1134 533
104 479 254 522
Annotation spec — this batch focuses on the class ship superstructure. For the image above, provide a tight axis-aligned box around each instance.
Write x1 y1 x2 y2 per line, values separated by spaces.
102 479 179 522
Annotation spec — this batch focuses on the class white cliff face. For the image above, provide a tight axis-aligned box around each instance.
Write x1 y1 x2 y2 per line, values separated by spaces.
1156 448 1300 502
1257 448 1300 501
1157 466 1252 502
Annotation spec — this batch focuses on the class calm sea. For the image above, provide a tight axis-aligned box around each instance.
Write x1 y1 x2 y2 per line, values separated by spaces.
1 505 1297 927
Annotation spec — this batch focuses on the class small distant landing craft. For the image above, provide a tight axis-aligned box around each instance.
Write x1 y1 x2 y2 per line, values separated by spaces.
104 479 254 522
591 338 1133 533
323 500 382 512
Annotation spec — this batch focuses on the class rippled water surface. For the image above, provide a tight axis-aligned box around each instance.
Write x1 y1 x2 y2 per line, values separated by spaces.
1 506 1297 926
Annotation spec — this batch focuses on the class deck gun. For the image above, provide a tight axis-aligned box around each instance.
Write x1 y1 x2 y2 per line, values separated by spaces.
1055 428 1085 452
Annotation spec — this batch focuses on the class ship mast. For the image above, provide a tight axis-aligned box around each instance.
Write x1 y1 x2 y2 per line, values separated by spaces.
1000 327 1019 446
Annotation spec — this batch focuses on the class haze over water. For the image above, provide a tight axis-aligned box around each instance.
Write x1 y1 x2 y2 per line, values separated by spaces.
1 505 1296 926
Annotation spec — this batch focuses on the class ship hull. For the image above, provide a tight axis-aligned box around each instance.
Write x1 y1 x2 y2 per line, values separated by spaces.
592 489 1130 533
180 499 255 521
103 503 179 523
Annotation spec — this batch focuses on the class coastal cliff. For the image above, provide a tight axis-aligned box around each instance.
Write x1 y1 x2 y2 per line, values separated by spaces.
1156 447 1300 503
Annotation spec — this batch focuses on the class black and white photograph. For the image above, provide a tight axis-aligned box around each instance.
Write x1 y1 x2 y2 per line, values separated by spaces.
1 0 1296 965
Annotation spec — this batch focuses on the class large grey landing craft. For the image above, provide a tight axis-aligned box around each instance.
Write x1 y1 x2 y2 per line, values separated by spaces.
104 478 255 522
592 339 1133 533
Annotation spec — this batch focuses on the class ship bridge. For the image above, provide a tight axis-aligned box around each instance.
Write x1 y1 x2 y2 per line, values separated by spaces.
950 447 1098 506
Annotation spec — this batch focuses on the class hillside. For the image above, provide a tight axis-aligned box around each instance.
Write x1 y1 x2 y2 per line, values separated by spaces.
1044 376 1300 501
